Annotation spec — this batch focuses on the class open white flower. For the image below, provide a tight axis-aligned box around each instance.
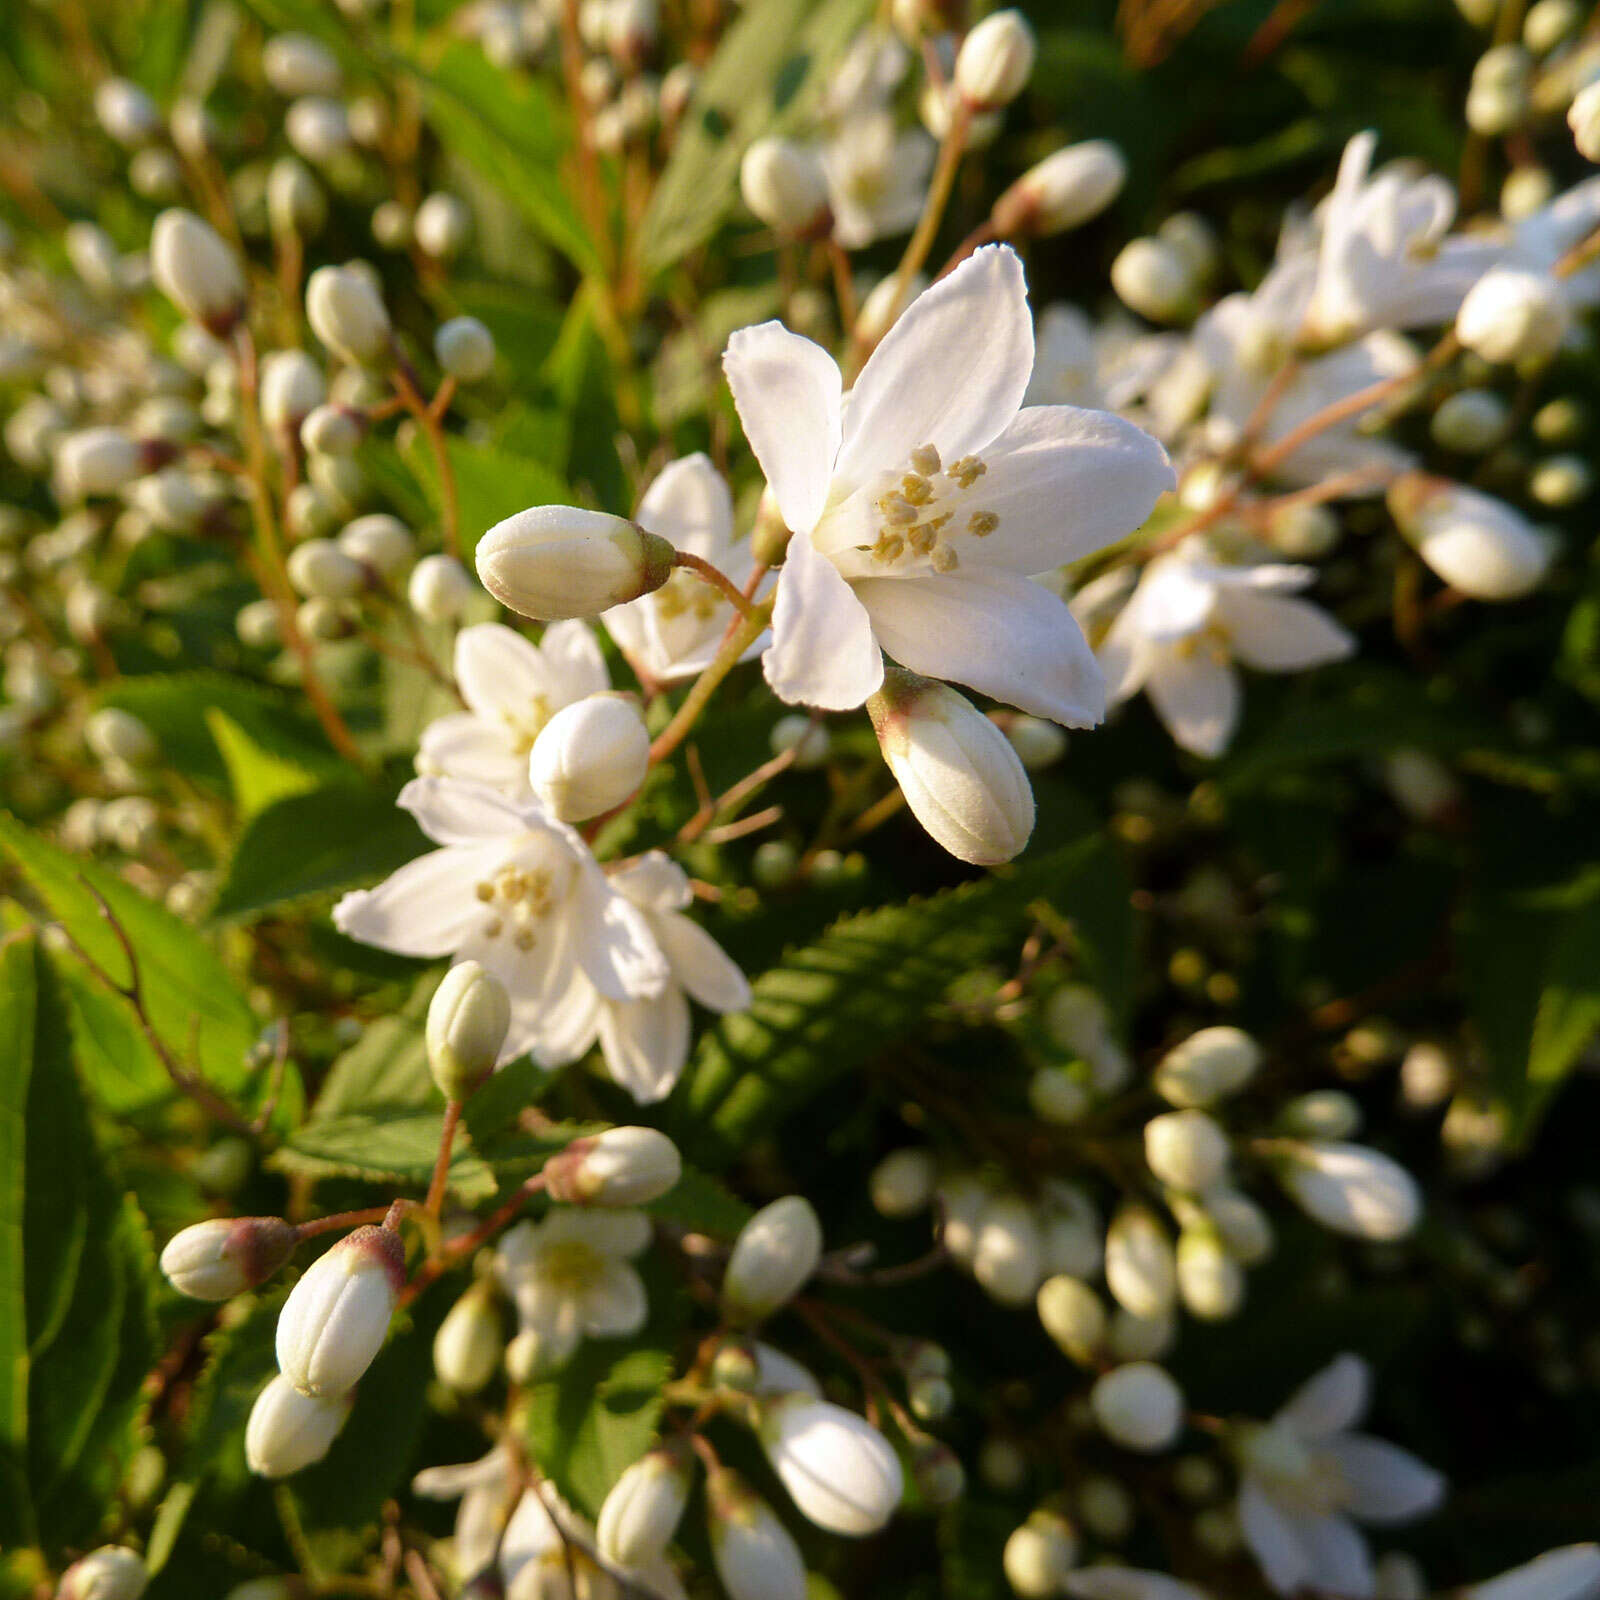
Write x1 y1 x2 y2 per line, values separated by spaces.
1235 1353 1445 1599
1094 549 1355 759
1025 304 1184 417
722 244 1173 724
822 113 936 249
418 621 608 798
412 1443 517 1585
604 454 764 683
333 777 668 1067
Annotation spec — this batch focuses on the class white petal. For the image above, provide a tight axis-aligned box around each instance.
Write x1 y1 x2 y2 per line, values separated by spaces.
835 245 1033 490
398 776 530 845
856 568 1106 727
636 452 734 561
524 959 603 1067
1239 1479 1313 1597
539 618 610 701
1284 1511 1375 1599
333 844 497 957
655 912 752 1013
454 623 558 723
418 714 529 793
1098 600 1155 704
1467 1547 1600 1600
1323 1436 1445 1525
571 866 672 1001
1143 650 1240 759
1219 592 1355 673
608 852 693 914
581 1259 649 1337
723 322 841 536
1278 1353 1371 1439
597 986 691 1104
1131 559 1218 639
972 405 1174 573
763 533 884 710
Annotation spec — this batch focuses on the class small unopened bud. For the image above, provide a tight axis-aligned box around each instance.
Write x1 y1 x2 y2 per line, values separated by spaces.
161 1215 298 1300
1176 1225 1245 1320
1431 388 1509 453
476 505 674 620
758 1394 903 1535
95 79 161 147
1204 1187 1273 1264
302 403 364 457
1105 1205 1177 1321
152 210 247 336
433 1278 504 1393
286 96 352 164
770 712 830 768
130 148 184 203
86 707 157 767
1530 453 1591 508
1571 79 1600 161
1007 715 1067 771
1152 1025 1260 1108
1143 1109 1230 1193
1271 1140 1421 1240
260 350 327 433
1004 1511 1078 1598
527 694 650 820
1111 237 1197 324
263 32 343 97
598 1445 692 1566
415 192 473 260
1090 1361 1184 1452
55 427 144 500
338 512 414 579
1281 1089 1362 1140
426 960 511 1099
868 670 1034 866
1388 474 1552 600
707 1469 808 1600
275 1225 404 1396
954 10 1035 110
739 138 830 235
268 156 328 239
409 552 478 622
1037 1275 1107 1365
1456 267 1569 365
287 538 367 601
306 265 392 366
435 316 496 382
723 1195 823 1323
992 140 1125 237
245 1373 354 1477
58 1545 148 1600
972 1192 1043 1307
543 1126 682 1206
870 1147 938 1217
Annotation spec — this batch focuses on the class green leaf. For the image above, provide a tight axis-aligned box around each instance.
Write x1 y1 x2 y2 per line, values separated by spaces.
273 1108 497 1202
0 936 37 1549
312 970 443 1121
207 709 321 820
668 840 1119 1167
209 775 427 922
635 0 875 277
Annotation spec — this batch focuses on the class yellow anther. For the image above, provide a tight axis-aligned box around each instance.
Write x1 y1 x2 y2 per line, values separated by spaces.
900 474 934 506
484 917 503 938
910 443 942 475
908 523 937 555
872 532 905 562
514 929 536 951
930 543 958 573
967 511 999 537
948 455 987 488
881 495 919 526
475 881 494 902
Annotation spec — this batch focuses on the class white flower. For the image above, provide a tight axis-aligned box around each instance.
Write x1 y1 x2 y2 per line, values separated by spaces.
333 777 669 1068
413 1444 517 1584
822 113 936 249
722 245 1173 722
708 1470 808 1600
1465 1547 1600 1600
604 454 765 682
758 1395 904 1535
1236 1353 1445 1599
499 1478 686 1600
495 1209 651 1374
420 621 609 798
1096 550 1355 759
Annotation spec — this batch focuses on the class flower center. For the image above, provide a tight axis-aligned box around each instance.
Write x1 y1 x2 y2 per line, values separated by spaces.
499 695 552 756
1238 1422 1350 1516
863 442 1001 575
1172 622 1232 666
474 860 558 951
536 1239 603 1291
653 568 721 625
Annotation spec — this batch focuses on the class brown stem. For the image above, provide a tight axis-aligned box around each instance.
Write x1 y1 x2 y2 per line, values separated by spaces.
426 1100 463 1218
673 550 757 619
649 608 769 766
393 358 463 561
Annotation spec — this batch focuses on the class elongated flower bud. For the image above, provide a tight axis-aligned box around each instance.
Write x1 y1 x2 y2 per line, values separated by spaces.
707 1469 808 1600
1037 1274 1107 1365
85 707 157 767
55 427 145 500
306 265 392 366
1090 1361 1184 1452
543 1126 682 1206
263 33 343 96
1111 237 1197 324
1456 266 1569 365
151 211 247 335
302 403 364 457
1270 1139 1421 1240
972 1192 1043 1306
477 506 674 621
160 1215 298 1300
338 513 414 580
276 1225 404 1396
1152 1025 1260 1108
415 192 473 260
1175 1225 1244 1321
1104 1204 1176 1321
1388 474 1552 600
426 960 511 1099
287 538 367 602
723 1195 823 1323
260 350 326 433
757 1395 903 1535
739 138 829 235
869 1147 937 1217
1570 80 1600 162
527 694 650 821
955 10 1035 109
992 140 1126 237
868 670 1034 866
408 552 477 622
432 1278 504 1393
1004 1512 1079 1598
58 1545 149 1600
245 1373 354 1477
596 1445 692 1566
1143 1110 1230 1193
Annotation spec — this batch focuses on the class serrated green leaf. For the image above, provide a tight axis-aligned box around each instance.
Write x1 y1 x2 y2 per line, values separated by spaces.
312 969 443 1122
45 954 172 1115
207 709 320 820
274 1108 497 1202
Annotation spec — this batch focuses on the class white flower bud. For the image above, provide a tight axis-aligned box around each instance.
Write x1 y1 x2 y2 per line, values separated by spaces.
1006 715 1068 771
1432 388 1509 453
869 1147 937 1217
1030 1064 1091 1124
286 96 352 164
1530 453 1591 508
1281 1089 1362 1140
723 1195 823 1323
260 350 327 433
6 396 68 473
1400 1039 1455 1109
739 138 830 234
758 1395 903 1536
168 96 216 158
1266 499 1340 558
1202 1187 1273 1264
1090 1362 1184 1452
58 1545 148 1600
937 1172 988 1264
477 505 674 620
371 200 413 251
426 960 511 1100
263 33 343 97
597 1446 691 1566
338 512 414 580
65 222 124 298
1524 0 1578 48
287 537 367 601
245 1373 354 1477
306 265 393 366
1456 267 1570 365
1465 1546 1600 1600
432 1279 504 1393
151 210 247 335
86 707 158 767
708 1470 808 1600
1272 1140 1421 1240
130 147 184 203
302 404 364 457
543 1126 682 1206
1502 165 1554 221
1143 1110 1230 1192
409 553 478 622
955 9 1035 109
435 315 496 382
1389 475 1552 600
95 79 161 147
128 468 211 534
1152 1026 1260 1108
1111 237 1197 324
770 712 831 768
992 140 1126 237
1105 1205 1176 1321
56 428 146 501
867 671 1034 866
1175 1226 1244 1320
275 1225 404 1396
160 1215 298 1300
1571 79 1600 161
972 1192 1043 1306
1037 1274 1107 1364
1004 1511 1080 1597
415 193 473 260
527 694 650 820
